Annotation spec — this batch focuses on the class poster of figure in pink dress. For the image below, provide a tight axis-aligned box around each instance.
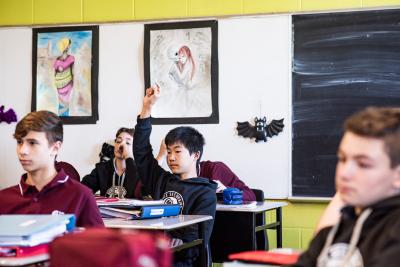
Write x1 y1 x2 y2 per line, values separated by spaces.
144 20 219 124
32 26 98 124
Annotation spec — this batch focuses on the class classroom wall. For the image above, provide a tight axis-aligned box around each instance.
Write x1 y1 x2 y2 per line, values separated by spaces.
1 0 400 26
265 201 327 250
1 0 399 251
0 16 292 198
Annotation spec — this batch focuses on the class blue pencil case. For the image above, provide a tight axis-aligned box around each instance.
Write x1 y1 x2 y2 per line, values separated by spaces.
223 188 243 205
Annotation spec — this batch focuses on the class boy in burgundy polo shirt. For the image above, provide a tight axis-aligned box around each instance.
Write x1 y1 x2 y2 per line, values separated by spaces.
0 111 103 228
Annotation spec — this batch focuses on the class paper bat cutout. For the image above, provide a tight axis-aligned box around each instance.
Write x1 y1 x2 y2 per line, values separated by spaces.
237 117 284 142
0 105 17 124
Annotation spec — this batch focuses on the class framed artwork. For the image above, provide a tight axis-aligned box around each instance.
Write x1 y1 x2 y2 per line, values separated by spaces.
144 20 219 124
32 26 99 124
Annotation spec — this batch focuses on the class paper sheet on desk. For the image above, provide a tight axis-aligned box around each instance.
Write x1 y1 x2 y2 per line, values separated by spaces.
216 201 257 209
97 199 164 207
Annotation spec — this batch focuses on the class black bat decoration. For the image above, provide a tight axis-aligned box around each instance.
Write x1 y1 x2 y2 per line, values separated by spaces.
237 117 284 142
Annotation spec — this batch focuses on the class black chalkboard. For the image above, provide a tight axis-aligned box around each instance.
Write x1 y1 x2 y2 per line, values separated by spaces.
292 9 400 198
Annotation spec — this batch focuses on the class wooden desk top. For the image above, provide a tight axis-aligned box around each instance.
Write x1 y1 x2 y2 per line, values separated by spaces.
103 214 213 230
216 201 287 212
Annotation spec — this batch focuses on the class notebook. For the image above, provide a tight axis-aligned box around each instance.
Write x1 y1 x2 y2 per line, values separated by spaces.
228 249 301 265
0 214 75 247
216 201 257 209
0 243 49 258
99 204 181 219
96 198 164 208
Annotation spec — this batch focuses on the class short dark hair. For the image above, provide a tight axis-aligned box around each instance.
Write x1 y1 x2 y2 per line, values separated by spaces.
344 107 400 167
165 126 205 171
14 110 63 144
115 127 134 139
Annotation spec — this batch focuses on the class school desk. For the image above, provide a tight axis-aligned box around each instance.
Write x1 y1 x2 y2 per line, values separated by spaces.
211 201 287 263
104 214 213 267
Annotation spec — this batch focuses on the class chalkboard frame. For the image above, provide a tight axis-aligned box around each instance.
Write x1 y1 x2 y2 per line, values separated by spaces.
291 9 400 199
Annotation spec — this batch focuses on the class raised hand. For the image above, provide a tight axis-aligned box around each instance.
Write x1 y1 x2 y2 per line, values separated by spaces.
140 85 161 118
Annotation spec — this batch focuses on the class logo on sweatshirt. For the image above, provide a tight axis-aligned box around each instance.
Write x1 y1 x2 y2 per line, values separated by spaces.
163 191 184 208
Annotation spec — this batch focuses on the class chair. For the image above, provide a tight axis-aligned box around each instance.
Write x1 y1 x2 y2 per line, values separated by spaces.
50 228 172 267
99 142 114 163
252 188 269 251
55 161 80 181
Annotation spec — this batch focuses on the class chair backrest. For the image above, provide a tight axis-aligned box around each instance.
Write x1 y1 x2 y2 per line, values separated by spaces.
251 188 264 202
55 161 80 182
99 142 114 163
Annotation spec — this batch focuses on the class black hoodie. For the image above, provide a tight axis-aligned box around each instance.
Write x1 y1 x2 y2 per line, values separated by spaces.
81 158 147 198
133 116 217 266
291 194 400 267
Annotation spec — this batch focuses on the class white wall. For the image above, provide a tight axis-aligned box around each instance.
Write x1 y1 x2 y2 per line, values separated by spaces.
0 15 291 198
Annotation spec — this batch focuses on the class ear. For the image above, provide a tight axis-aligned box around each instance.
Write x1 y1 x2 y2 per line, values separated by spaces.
50 141 62 157
392 165 400 189
193 151 201 161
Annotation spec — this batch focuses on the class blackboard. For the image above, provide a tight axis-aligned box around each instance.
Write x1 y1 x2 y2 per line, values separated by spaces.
292 9 400 198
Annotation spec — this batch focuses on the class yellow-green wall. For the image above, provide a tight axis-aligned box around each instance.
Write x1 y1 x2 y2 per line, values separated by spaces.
266 201 327 250
1 0 399 251
1 0 400 26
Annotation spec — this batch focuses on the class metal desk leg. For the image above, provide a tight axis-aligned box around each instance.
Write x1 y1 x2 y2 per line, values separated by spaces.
276 207 282 248
252 212 257 250
198 220 210 267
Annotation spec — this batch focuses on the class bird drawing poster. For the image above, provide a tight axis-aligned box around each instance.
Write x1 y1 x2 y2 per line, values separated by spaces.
144 20 219 124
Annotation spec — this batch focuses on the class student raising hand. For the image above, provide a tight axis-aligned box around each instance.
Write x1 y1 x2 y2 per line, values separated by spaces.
140 85 161 118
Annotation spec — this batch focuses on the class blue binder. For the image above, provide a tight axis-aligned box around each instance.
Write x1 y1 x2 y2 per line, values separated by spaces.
139 204 181 219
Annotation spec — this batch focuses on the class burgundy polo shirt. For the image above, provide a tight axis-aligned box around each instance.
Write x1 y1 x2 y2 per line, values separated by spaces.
200 161 256 201
0 169 104 228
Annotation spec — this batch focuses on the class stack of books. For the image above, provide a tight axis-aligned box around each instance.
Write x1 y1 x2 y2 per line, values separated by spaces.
96 198 181 219
0 214 75 258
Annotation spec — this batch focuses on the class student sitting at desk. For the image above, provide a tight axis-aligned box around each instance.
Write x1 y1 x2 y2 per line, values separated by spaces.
157 141 256 201
0 111 104 228
200 161 255 201
82 127 148 199
290 107 400 267
134 85 217 267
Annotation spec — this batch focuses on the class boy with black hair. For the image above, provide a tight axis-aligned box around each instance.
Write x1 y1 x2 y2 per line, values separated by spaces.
291 107 400 267
133 86 217 266
164 126 205 176
156 141 256 201
0 110 104 228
